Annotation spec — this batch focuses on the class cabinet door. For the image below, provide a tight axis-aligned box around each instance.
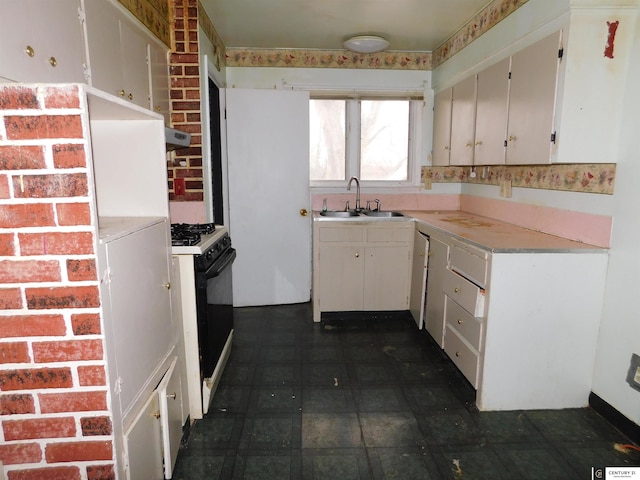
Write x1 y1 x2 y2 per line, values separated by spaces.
119 19 151 108
425 237 449 348
104 221 173 413
474 58 509 165
0 0 85 83
149 42 170 123
158 358 183 479
364 245 411 311
449 75 477 166
124 391 164 480
409 232 428 329
317 245 364 311
432 87 452 166
506 32 561 165
84 0 123 95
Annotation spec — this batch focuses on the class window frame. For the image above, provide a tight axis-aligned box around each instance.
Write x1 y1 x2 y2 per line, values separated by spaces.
309 94 424 189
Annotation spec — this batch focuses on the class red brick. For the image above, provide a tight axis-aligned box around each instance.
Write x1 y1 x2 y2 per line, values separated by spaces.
0 342 30 364
170 53 199 64
0 234 14 255
0 145 46 169
0 394 35 415
0 259 61 283
0 204 55 228
0 288 23 309
33 339 103 363
40 391 107 413
0 367 73 390
86 464 115 480
172 77 200 88
0 442 42 465
26 285 100 309
77 365 106 387
12 173 88 198
56 202 92 226
0 86 39 110
8 466 81 480
66 259 97 281
45 441 112 463
52 143 86 168
0 314 66 337
0 174 9 199
4 115 83 140
19 231 94 255
3 417 76 441
43 85 81 109
171 100 201 111
71 313 101 335
81 416 112 436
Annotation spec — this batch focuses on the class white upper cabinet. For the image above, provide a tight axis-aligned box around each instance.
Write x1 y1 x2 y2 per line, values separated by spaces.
432 87 452 166
0 0 87 83
506 31 561 165
449 75 477 166
474 57 510 165
84 0 152 109
149 43 170 123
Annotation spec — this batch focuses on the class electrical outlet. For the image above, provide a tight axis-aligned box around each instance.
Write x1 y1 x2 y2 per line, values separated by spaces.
174 178 186 196
626 353 640 392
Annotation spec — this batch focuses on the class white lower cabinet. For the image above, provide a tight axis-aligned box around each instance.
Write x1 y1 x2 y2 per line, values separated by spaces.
417 221 608 411
313 221 413 322
409 231 429 329
124 392 164 480
124 357 183 480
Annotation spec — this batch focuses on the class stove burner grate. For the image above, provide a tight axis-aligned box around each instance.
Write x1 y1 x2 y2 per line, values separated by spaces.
170 223 217 246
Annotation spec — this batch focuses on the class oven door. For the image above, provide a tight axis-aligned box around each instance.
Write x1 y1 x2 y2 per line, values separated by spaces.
195 246 236 387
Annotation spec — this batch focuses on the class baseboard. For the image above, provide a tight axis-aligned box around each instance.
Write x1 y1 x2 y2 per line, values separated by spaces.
589 392 640 445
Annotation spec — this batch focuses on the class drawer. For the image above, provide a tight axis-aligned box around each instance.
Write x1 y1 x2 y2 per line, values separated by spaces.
318 226 364 242
443 269 485 317
445 296 483 351
366 226 412 243
450 242 488 287
444 325 480 388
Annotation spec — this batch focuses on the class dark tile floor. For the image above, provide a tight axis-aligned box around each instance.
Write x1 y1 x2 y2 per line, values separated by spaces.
172 303 640 479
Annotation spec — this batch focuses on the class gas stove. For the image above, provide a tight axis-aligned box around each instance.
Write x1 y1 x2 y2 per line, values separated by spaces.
171 223 228 255
171 223 216 246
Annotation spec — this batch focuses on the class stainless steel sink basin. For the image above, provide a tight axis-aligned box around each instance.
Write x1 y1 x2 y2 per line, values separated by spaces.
320 210 360 217
362 211 404 217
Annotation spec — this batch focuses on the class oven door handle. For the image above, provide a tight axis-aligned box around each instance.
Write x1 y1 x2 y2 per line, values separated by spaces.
204 247 236 279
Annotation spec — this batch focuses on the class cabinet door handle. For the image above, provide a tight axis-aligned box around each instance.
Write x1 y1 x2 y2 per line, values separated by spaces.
454 287 460 293
455 352 461 357
25 45 35 57
457 319 463 325
167 392 177 400
163 282 171 290
49 57 57 67
152 410 161 419
354 252 360 258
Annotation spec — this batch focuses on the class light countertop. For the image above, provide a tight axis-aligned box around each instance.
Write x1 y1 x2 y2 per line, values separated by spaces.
405 210 606 253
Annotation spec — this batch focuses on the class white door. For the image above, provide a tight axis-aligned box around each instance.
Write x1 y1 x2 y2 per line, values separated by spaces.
409 232 429 329
226 89 311 306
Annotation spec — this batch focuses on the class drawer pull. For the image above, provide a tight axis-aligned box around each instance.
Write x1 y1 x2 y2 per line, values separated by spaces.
457 319 463 325
454 287 460 293
455 351 461 357
355 252 360 258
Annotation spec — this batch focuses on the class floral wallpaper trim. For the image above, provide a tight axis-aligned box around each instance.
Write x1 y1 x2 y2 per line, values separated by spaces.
423 164 616 195
118 0 171 47
198 1 225 71
432 0 529 68
224 49 432 70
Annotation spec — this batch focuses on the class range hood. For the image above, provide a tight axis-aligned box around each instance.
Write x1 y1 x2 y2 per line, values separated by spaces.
165 127 191 151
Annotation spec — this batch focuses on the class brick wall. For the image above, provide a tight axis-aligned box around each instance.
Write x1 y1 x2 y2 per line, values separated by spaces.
169 0 204 202
0 85 114 479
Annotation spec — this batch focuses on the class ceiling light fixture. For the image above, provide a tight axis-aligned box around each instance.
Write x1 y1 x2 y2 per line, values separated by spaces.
343 35 390 54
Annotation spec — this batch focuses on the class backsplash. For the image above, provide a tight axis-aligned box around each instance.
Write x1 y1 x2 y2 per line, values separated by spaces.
423 164 616 195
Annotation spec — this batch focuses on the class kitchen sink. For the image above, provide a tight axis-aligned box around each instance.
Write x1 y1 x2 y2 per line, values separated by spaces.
320 210 360 217
362 211 404 217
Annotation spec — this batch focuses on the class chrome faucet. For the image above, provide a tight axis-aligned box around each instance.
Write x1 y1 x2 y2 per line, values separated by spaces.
347 176 361 211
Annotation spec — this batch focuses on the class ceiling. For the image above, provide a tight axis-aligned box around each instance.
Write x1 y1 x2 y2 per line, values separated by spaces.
199 0 494 53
